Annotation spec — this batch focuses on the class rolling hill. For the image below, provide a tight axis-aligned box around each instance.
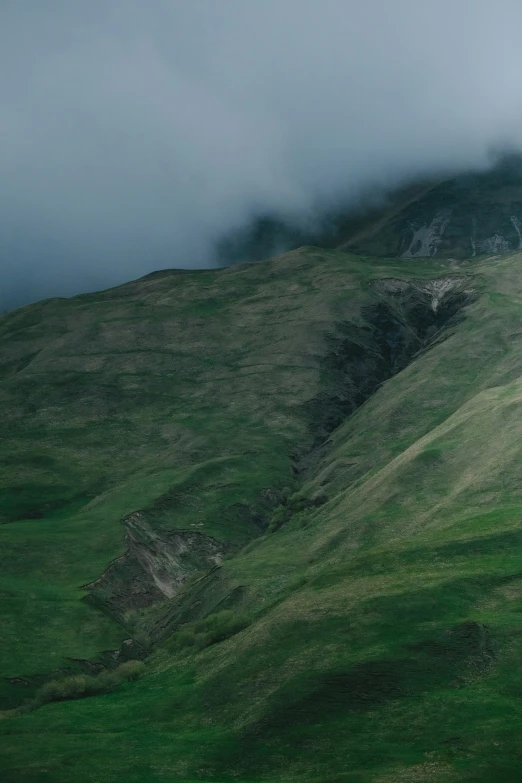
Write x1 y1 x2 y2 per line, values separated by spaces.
3 237 522 781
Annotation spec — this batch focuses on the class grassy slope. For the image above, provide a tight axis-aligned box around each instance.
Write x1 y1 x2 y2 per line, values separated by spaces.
4 249 522 780
0 249 407 696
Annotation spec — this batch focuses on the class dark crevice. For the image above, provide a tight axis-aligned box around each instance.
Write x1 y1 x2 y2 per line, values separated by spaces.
305 278 475 450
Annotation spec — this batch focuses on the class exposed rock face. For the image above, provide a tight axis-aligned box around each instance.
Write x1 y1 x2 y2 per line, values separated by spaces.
402 210 452 258
400 213 520 259
83 513 229 619
374 276 471 312
510 216 522 249
477 234 512 255
218 155 522 262
342 157 522 259
400 214 521 260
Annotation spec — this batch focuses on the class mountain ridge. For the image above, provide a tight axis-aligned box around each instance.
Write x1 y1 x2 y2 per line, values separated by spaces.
218 156 522 266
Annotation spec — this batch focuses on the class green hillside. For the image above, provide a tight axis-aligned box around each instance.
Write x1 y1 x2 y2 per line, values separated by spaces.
4 246 522 781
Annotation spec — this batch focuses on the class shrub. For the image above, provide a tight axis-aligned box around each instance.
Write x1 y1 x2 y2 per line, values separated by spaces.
34 660 146 706
268 507 287 532
116 660 146 682
36 675 90 704
178 628 198 647
268 492 327 533
195 610 249 648
90 670 120 693
167 610 250 652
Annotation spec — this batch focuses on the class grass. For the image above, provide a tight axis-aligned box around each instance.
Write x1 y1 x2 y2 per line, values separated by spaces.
1 250 361 688
4 247 522 779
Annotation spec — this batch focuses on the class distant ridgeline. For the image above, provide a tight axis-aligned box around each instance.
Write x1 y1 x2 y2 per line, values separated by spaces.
217 153 522 263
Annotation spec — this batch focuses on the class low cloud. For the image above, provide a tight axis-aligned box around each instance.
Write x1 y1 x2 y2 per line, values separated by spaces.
2 0 522 308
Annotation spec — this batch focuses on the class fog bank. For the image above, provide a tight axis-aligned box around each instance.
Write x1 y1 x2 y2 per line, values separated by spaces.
2 1 522 308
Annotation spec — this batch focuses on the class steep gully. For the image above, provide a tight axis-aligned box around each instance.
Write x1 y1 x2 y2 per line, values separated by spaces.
84 275 475 624
5 276 475 704
305 276 474 447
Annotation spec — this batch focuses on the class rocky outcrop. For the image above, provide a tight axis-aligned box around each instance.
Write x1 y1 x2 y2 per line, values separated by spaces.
83 513 229 620
374 276 471 312
402 210 452 258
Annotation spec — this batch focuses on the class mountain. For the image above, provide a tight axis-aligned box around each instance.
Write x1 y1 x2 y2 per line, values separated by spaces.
219 154 522 265
343 155 522 259
4 234 522 780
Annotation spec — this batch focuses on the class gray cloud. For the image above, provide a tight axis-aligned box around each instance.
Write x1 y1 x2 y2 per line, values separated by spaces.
2 0 522 309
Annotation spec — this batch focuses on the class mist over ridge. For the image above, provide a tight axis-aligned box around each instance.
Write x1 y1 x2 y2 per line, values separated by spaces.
2 0 522 309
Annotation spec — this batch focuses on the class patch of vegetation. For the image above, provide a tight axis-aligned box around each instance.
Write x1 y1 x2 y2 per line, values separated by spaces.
166 610 250 652
3 661 146 718
267 491 327 532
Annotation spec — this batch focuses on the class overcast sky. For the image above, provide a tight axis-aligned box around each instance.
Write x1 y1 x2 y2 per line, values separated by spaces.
2 0 522 309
